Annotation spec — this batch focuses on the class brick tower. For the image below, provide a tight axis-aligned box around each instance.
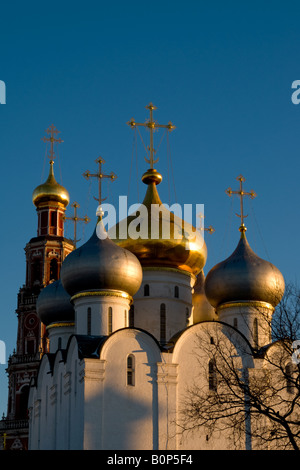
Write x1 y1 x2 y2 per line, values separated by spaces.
0 125 74 450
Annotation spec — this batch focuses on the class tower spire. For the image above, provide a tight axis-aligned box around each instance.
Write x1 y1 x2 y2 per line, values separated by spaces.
225 174 257 233
127 103 176 170
83 157 117 218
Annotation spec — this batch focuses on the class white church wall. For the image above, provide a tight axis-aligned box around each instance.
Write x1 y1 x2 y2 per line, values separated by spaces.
98 328 162 450
133 269 195 343
172 322 253 450
74 294 130 336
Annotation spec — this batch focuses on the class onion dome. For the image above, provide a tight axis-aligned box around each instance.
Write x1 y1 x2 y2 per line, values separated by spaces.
193 271 217 322
36 279 74 326
32 160 70 207
204 227 285 309
60 216 143 297
109 168 207 277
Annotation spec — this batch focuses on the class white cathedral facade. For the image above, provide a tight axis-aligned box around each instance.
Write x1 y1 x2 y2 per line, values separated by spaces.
27 109 290 451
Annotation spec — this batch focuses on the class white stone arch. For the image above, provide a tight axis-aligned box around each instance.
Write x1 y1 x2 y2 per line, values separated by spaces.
100 327 162 364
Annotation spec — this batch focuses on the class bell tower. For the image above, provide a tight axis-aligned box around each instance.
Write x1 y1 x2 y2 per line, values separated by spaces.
0 125 75 450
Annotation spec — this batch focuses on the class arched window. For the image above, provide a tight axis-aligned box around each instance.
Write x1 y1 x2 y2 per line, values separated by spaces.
160 303 166 344
144 284 150 296
108 307 113 335
129 304 134 327
253 318 259 348
174 286 179 298
32 260 41 284
208 359 217 392
127 354 135 386
87 307 92 335
286 363 293 393
50 258 58 281
18 385 29 419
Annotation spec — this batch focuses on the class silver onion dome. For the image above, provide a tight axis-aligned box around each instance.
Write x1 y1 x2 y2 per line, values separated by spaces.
204 231 285 309
60 220 143 298
36 279 75 326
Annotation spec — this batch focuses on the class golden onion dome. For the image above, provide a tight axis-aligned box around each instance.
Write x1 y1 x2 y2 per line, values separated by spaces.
60 217 143 298
204 227 285 309
109 168 207 277
32 160 70 207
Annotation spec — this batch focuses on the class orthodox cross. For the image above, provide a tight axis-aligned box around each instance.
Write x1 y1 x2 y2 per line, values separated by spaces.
127 103 176 169
41 124 63 161
83 157 117 217
197 213 215 235
225 175 257 231
63 202 90 248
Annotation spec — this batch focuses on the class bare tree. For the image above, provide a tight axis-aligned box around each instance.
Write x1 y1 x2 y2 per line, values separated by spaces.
178 284 300 450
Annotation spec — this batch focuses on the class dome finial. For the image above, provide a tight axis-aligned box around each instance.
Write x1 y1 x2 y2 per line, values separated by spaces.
225 174 257 233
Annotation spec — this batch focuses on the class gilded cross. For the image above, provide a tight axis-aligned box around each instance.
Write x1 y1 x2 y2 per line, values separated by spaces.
63 202 90 248
41 124 63 160
83 157 117 217
127 103 176 169
225 175 257 231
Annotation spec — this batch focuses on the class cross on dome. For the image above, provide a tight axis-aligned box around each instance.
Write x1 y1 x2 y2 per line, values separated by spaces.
83 157 117 219
225 175 257 232
41 124 63 161
127 103 176 170
63 202 90 248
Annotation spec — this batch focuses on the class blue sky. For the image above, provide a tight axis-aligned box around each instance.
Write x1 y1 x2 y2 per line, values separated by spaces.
1 0 300 415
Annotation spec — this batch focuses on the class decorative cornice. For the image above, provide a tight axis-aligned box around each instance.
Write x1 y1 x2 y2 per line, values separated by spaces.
46 322 75 330
143 266 196 280
71 290 132 303
217 300 274 312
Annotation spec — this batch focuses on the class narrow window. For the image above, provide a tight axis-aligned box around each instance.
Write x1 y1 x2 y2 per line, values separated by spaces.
124 310 127 327
233 318 238 329
174 286 179 298
253 318 259 348
186 307 190 326
129 304 134 327
208 359 217 391
127 354 135 386
32 260 41 284
41 211 48 229
50 259 58 281
160 303 166 344
108 307 113 335
144 284 150 296
87 307 91 335
57 337 62 349
50 211 57 235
